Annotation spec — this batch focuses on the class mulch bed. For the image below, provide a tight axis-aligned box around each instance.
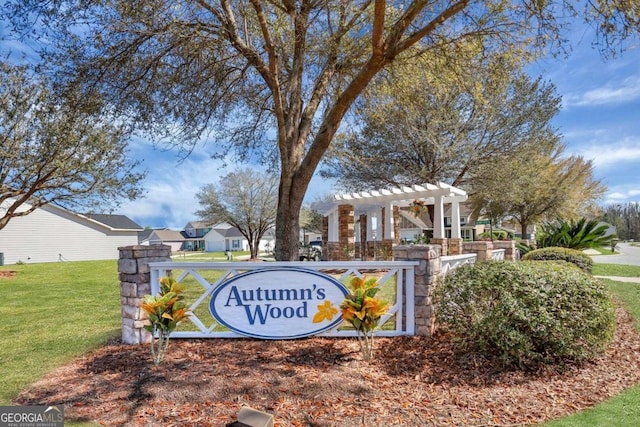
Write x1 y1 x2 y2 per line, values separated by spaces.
0 270 17 279
15 306 640 426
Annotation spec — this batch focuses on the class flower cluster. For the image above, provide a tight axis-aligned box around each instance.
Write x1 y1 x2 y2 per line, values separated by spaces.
139 276 191 364
409 199 426 217
340 276 389 360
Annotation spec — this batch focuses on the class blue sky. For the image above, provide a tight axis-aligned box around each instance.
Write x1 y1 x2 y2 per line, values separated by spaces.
123 27 639 230
527 27 640 212
2 21 639 230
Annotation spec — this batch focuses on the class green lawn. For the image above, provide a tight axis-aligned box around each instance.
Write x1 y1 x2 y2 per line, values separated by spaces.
0 260 121 405
593 263 640 277
542 263 640 426
2 259 640 426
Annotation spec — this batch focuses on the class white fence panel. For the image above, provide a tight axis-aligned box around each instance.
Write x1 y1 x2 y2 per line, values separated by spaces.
149 261 417 339
440 253 477 276
492 249 506 261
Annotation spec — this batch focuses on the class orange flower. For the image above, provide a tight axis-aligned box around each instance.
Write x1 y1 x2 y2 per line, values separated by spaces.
312 300 338 323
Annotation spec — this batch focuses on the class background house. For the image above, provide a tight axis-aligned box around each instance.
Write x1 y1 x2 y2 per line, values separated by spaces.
204 223 246 252
182 221 212 251
138 228 186 252
0 201 142 265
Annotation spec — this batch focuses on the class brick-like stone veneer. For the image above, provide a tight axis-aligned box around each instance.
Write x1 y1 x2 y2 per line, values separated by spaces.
492 240 518 260
430 237 448 256
392 244 441 336
337 204 354 261
449 238 463 255
462 240 494 260
119 244 172 345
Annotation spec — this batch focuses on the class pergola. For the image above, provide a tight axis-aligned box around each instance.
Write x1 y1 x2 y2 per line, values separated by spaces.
313 183 468 259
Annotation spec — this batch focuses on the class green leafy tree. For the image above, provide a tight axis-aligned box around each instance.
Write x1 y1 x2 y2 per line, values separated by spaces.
300 206 324 236
0 62 145 230
195 168 278 259
471 142 605 238
600 202 640 241
3 1 638 258
323 53 561 192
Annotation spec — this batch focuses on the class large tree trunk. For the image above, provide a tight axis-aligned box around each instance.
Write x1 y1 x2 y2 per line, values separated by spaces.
274 170 306 261
520 221 529 240
249 237 259 260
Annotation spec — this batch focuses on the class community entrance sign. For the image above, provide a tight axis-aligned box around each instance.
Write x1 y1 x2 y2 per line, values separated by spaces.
209 267 349 339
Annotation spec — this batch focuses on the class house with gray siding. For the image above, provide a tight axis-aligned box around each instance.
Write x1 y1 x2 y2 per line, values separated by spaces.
0 200 142 265
138 228 186 252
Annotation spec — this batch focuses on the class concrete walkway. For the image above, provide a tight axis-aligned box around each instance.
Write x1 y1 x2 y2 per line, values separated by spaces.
595 276 640 283
591 242 640 266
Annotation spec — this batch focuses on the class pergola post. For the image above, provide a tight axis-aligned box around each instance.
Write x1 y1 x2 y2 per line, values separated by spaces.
451 199 461 239
433 194 445 238
383 202 393 240
380 202 394 260
312 183 469 259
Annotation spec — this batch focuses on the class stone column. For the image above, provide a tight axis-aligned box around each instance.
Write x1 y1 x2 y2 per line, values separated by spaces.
322 216 329 248
449 238 463 255
431 237 448 256
492 240 518 260
119 244 172 345
338 204 355 260
392 244 441 337
462 241 494 260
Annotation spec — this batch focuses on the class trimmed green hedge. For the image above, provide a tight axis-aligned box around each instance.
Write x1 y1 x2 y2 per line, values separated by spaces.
435 261 615 369
522 246 593 273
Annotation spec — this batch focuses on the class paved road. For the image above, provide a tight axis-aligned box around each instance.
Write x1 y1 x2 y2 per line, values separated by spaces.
592 242 640 266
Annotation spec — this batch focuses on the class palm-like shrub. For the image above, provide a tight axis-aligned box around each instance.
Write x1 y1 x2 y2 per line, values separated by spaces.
537 218 616 249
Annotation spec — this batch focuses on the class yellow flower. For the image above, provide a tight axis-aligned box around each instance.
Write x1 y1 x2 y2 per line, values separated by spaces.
350 277 365 290
312 300 338 323
341 306 357 322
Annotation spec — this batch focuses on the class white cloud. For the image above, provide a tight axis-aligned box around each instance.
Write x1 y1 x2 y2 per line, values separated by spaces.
563 74 640 108
569 137 640 168
604 188 640 205
118 155 230 229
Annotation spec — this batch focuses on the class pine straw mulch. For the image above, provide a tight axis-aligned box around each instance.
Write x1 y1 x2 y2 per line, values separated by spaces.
0 270 17 278
15 306 640 427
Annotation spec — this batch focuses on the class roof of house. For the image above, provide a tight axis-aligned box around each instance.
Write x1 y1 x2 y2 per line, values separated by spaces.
203 223 244 239
185 221 211 230
149 229 185 242
218 227 244 238
138 228 156 242
83 213 143 230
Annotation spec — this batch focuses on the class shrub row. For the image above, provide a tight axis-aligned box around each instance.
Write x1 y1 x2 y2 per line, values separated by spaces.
522 246 593 273
435 260 615 369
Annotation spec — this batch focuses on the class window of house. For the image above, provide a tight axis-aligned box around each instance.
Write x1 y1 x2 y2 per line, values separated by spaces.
445 229 473 240
232 239 241 249
445 216 468 226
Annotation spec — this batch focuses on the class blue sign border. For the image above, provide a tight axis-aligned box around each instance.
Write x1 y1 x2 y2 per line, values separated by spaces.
209 267 349 339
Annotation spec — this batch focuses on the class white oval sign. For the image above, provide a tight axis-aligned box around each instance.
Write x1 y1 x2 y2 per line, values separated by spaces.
209 267 348 339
